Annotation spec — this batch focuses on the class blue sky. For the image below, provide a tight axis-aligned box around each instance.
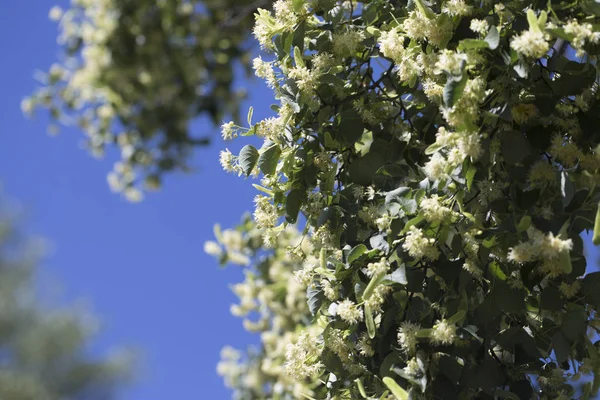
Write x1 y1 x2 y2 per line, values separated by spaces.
0 1 273 398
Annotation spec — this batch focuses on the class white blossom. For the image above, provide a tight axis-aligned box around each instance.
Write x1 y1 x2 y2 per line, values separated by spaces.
510 30 549 59
397 321 420 355
442 0 472 16
424 152 449 181
336 299 363 324
48 6 63 21
470 19 489 35
403 226 440 261
219 149 236 172
420 195 454 223
253 56 278 88
430 319 457 345
203 241 222 257
284 331 323 380
378 27 405 63
332 29 365 57
221 121 236 141
366 259 389 277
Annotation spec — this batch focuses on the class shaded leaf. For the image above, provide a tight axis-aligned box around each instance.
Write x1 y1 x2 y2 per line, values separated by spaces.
349 152 385 185
501 131 530 164
485 26 500 50
582 272 600 308
258 144 281 175
370 233 390 253
560 171 575 208
552 331 571 364
383 264 408 285
286 189 304 223
582 0 600 16
365 303 376 339
348 244 367 264
385 187 410 205
561 307 587 341
238 145 259 176
443 73 468 108
459 39 489 50
307 283 324 316
382 377 408 400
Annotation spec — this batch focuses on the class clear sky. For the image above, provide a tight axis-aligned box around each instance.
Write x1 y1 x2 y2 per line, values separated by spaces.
0 1 273 398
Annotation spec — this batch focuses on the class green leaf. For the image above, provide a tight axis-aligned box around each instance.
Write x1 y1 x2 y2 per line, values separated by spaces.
447 310 466 325
383 264 408 285
355 378 368 398
238 145 259 176
514 62 529 78
337 109 365 144
317 207 335 228
593 369 600 396
493 281 525 313
366 26 381 37
516 215 531 233
285 189 304 223
593 202 600 245
252 184 273 196
349 152 384 185
400 214 424 235
493 390 520 400
348 244 367 264
583 382 592 400
320 348 344 375
489 262 507 280
370 233 390 254
561 307 587 341
552 331 571 364
443 73 468 108
546 28 571 41
413 0 436 19
365 303 376 339
385 187 410 205
582 0 600 16
363 1 380 25
382 377 408 400
425 142 445 155
459 39 489 50
537 11 547 30
439 355 462 383
501 131 530 164
485 26 500 50
258 144 281 176
527 9 541 33
466 165 476 192
293 46 305 68
560 171 575 208
307 283 324 316
540 285 564 311
559 250 572 275
247 106 253 126
478 356 504 392
363 272 385 301
379 352 403 378
583 272 600 308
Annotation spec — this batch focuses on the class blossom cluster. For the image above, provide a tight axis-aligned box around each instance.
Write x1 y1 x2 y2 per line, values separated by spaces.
214 0 600 398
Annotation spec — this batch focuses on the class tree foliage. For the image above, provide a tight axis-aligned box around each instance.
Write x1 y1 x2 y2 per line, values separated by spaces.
209 0 600 399
0 208 132 400
25 0 274 200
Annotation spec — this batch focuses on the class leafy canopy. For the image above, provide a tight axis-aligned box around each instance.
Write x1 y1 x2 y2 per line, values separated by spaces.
210 0 600 399
25 0 273 200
